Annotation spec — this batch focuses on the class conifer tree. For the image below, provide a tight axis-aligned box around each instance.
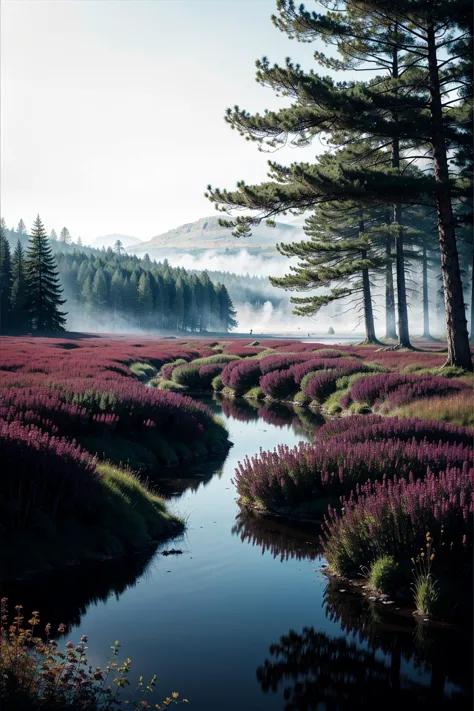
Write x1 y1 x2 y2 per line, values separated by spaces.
77 236 83 246
0 227 12 333
114 239 123 255
59 227 71 244
272 203 386 342
207 0 472 368
10 240 29 330
0 218 7 230
24 215 67 331
50 229 58 241
17 219 26 235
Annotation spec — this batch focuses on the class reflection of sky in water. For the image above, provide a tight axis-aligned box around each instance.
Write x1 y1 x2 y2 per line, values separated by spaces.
4 400 471 710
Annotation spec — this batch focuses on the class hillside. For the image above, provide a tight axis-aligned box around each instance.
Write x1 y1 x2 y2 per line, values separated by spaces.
130 215 303 258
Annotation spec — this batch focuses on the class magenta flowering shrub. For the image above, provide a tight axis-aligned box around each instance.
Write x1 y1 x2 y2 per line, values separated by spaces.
233 438 473 510
260 369 298 399
302 370 342 402
322 464 474 576
223 345 263 357
349 373 467 408
316 415 474 447
259 354 312 374
0 419 98 529
221 360 262 393
198 363 224 388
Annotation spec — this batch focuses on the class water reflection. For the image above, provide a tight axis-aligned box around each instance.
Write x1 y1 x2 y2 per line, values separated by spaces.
232 512 321 562
257 582 473 710
215 395 323 439
2 546 158 632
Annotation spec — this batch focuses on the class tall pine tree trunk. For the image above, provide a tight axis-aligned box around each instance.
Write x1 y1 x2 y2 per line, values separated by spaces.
427 20 472 370
392 43 410 347
360 219 377 342
471 242 474 339
385 215 397 339
422 235 431 338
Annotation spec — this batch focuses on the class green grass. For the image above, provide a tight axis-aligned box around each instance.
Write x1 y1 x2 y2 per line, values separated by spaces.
211 374 224 391
129 362 158 381
152 378 187 392
368 555 400 594
293 390 311 406
189 354 240 366
391 390 474 427
0 464 183 580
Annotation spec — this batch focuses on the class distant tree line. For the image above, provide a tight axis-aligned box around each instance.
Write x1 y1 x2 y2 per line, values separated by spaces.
0 217 238 334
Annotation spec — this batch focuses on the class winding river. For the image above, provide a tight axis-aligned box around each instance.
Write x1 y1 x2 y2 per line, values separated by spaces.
4 397 472 709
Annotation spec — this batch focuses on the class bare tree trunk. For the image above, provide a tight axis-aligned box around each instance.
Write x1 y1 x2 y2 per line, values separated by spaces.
360 218 378 343
385 222 397 339
422 235 431 338
427 20 472 370
471 242 474 339
392 43 411 347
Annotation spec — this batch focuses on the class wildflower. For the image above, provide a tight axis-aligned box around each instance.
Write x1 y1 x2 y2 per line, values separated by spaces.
65 641 74 649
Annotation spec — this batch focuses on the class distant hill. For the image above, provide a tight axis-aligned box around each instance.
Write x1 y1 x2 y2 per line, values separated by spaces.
129 216 303 259
90 233 143 250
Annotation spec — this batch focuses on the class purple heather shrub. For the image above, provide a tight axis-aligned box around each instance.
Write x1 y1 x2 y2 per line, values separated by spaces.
349 373 467 408
222 359 262 393
302 370 343 402
233 438 472 510
259 354 312 374
260 369 298 399
322 464 474 576
198 363 224 388
0 419 98 528
316 415 474 447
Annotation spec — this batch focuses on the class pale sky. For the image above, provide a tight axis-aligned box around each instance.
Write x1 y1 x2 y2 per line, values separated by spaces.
1 0 324 243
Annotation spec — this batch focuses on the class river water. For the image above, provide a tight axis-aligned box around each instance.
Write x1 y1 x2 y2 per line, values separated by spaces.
4 397 472 709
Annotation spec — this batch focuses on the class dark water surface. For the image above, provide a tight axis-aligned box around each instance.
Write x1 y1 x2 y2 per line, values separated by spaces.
4 398 472 709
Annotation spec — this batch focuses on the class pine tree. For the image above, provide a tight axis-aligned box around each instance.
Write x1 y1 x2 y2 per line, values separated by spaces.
0 227 12 333
114 240 123 256
217 283 238 332
272 202 386 342
10 240 29 330
50 229 58 241
0 218 7 230
24 215 67 331
137 272 153 324
59 227 71 244
17 219 26 235
207 0 472 368
77 236 83 247
92 268 108 313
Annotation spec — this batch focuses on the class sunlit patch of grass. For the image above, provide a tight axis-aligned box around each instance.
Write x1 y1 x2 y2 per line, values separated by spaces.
392 391 474 428
129 362 157 381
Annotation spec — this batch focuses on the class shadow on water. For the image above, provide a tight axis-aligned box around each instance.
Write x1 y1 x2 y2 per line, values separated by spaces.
2 546 158 632
258 581 473 710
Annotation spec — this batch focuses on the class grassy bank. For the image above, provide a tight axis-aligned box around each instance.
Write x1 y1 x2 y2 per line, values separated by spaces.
0 463 183 580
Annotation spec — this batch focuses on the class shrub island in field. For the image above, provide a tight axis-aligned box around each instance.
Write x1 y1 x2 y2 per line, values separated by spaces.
0 335 232 578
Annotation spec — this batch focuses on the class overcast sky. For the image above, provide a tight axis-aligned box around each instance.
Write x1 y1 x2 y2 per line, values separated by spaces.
1 0 326 243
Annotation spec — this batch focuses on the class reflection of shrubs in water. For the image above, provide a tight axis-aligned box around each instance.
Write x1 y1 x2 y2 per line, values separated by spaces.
257 592 472 709
3 547 159 633
231 512 320 562
219 398 259 423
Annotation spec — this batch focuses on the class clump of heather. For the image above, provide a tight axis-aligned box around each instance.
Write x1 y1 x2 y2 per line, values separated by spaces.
259 354 312 374
302 370 343 403
349 373 467 409
221 359 262 394
233 438 472 511
0 419 97 529
198 363 224 388
322 464 473 577
259 369 297 399
316 415 474 447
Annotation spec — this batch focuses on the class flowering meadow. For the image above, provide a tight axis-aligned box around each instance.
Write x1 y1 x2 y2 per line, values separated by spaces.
0 335 231 578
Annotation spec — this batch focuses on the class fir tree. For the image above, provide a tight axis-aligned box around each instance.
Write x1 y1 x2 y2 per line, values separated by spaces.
59 227 71 244
0 227 12 333
114 239 123 256
207 0 472 368
17 219 26 235
10 240 29 330
50 229 58 241
24 215 67 331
